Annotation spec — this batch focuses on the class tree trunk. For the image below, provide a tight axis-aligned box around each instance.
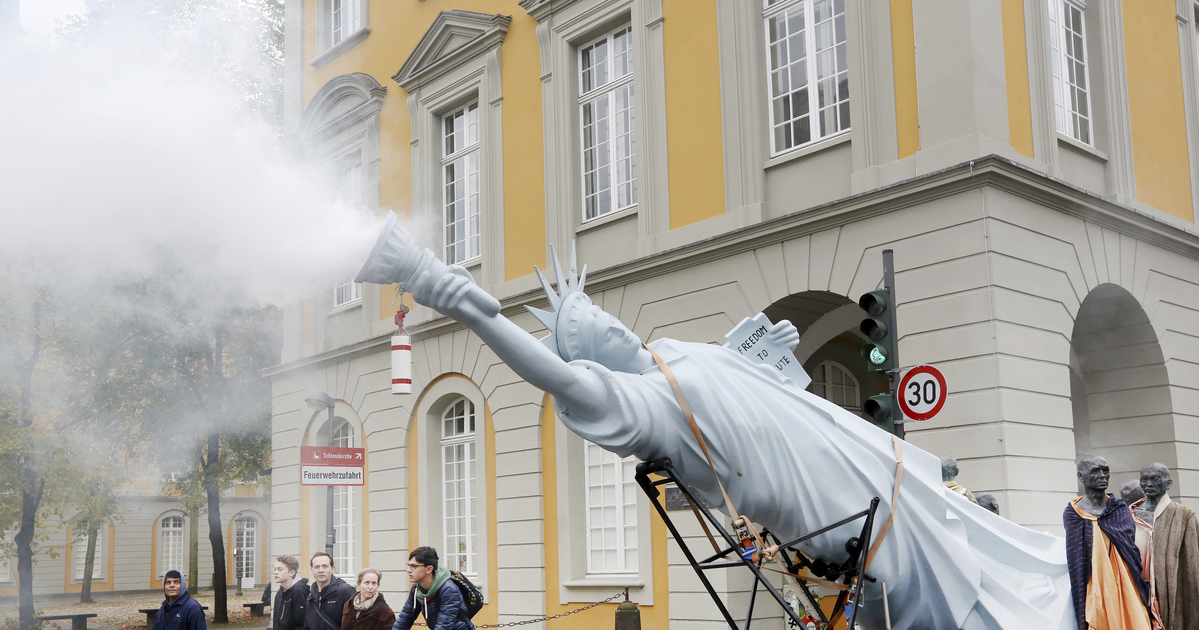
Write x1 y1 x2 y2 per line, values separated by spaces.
80 525 98 603
16 473 39 630
206 431 228 623
189 506 200 595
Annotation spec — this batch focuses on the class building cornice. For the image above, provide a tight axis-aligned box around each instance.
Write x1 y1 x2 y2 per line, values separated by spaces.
265 155 1199 378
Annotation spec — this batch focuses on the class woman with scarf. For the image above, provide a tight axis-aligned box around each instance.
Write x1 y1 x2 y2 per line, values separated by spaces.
341 568 395 630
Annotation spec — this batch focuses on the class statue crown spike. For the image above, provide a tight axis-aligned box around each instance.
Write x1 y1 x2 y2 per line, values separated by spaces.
525 242 589 360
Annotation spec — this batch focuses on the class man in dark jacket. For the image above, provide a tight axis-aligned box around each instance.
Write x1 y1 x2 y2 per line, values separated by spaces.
392 547 472 630
151 570 206 630
273 555 309 630
305 552 356 630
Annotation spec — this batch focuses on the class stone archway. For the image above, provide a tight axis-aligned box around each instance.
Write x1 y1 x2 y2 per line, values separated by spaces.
763 290 888 414
1070 284 1173 488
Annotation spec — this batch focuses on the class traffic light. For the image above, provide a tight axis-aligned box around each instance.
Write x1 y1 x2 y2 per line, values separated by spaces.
858 289 895 373
863 393 894 424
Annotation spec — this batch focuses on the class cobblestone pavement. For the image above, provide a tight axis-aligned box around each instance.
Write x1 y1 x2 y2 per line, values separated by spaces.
0 592 271 630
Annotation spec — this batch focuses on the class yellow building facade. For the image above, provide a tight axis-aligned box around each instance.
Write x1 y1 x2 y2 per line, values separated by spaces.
273 1 1199 626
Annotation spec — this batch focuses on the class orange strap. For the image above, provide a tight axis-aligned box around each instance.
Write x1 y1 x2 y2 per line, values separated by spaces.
762 566 852 592
645 345 768 558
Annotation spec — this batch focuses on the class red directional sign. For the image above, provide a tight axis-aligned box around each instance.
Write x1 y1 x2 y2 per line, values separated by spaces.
898 365 948 421
300 446 365 486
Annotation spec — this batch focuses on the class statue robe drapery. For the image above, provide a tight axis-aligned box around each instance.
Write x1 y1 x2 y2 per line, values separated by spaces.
1063 496 1150 630
1149 496 1199 630
554 339 1075 630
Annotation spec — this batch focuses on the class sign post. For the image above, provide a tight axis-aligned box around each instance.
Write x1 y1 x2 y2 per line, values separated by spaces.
897 365 948 422
300 446 366 486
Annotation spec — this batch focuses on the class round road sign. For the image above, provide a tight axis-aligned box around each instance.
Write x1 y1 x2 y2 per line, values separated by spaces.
898 365 947 421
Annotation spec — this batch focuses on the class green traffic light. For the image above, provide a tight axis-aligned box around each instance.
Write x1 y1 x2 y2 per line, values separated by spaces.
868 346 886 365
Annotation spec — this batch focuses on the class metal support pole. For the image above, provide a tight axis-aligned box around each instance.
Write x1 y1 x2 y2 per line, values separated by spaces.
326 405 336 560
882 249 904 439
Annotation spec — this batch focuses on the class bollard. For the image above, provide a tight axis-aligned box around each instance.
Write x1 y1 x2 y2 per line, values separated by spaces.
614 601 641 630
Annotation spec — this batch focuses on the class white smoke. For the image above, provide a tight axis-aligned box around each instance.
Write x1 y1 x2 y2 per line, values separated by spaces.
0 1 384 305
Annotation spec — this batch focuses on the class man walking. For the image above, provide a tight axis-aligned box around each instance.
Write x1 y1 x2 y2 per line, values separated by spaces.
393 547 473 630
273 555 309 630
151 570 206 630
305 552 356 630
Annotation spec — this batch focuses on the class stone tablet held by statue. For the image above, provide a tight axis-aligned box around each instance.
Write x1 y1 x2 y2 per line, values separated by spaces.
725 313 812 390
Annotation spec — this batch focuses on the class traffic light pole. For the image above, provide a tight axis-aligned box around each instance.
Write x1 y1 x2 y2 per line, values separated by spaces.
882 249 904 439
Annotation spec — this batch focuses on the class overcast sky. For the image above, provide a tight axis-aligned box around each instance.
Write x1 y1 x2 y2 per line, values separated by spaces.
21 0 88 34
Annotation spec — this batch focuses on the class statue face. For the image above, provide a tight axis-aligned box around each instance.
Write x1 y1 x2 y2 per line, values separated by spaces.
588 309 643 371
1078 458 1110 492
1140 465 1172 501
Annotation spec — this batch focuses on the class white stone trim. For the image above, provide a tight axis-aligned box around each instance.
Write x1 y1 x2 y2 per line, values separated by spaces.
396 11 508 292
1177 0 1199 221
525 0 669 258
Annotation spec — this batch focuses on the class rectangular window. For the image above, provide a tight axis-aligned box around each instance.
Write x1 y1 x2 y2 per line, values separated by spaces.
331 0 361 47
0 530 11 582
579 27 638 221
332 151 363 307
160 516 184 576
584 442 638 575
332 422 355 575
441 398 477 575
764 0 849 154
73 527 103 580
442 104 481 265
1049 0 1092 144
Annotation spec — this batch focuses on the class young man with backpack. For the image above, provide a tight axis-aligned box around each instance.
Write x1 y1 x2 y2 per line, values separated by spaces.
392 547 476 630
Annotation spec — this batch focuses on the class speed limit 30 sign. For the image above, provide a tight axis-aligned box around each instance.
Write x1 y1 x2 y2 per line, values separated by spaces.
898 365 947 421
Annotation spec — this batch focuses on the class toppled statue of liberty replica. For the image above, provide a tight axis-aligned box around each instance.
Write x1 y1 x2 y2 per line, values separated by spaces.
357 212 1075 630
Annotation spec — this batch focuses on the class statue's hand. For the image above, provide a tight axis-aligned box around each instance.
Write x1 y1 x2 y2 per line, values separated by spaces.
766 319 800 352
411 266 501 320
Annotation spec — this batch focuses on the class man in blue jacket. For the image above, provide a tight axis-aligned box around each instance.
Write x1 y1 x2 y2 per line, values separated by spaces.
392 547 472 630
151 570 206 630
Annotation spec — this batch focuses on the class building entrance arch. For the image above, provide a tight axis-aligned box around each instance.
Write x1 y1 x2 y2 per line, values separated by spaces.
1070 284 1173 487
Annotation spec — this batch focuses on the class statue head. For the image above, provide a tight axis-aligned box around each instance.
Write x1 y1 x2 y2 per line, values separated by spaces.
940 456 959 482
1140 463 1172 501
975 492 1000 515
1077 456 1110 493
525 243 644 372
1119 479 1145 505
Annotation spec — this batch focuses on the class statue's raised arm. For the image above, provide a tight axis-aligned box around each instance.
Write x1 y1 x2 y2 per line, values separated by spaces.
356 212 653 419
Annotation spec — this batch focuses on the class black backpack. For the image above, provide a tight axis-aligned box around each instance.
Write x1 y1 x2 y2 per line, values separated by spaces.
448 571 484 619
415 571 484 621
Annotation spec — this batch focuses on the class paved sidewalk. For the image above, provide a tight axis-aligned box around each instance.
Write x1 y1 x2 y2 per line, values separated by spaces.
0 593 270 630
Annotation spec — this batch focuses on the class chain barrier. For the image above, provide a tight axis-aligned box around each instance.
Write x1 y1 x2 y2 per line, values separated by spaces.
412 591 627 628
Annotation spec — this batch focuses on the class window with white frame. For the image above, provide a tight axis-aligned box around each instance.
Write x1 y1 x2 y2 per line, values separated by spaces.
442 104 481 265
160 515 185 576
332 151 364 307
0 530 12 583
1049 0 1092 145
73 524 104 580
331 0 362 48
764 0 849 154
579 26 638 221
332 420 356 575
441 397 477 575
810 361 859 410
584 442 638 575
234 516 258 584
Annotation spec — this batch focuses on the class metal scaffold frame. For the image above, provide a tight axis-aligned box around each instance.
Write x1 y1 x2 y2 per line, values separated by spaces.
635 458 880 630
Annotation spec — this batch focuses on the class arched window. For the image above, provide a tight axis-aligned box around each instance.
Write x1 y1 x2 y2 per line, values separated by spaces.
332 420 355 575
811 361 860 410
234 516 258 585
440 397 477 575
160 515 185 576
